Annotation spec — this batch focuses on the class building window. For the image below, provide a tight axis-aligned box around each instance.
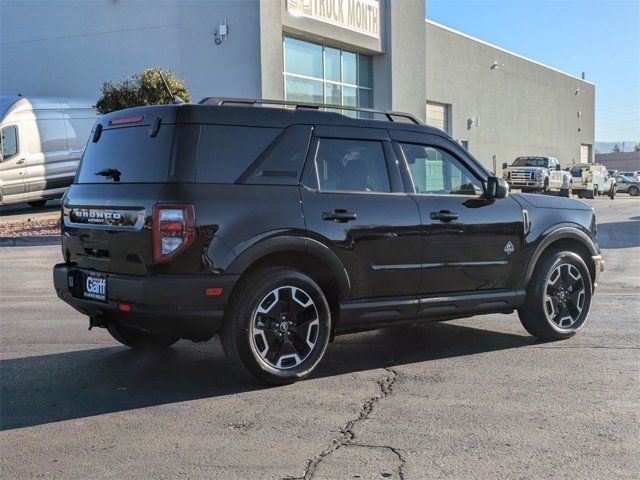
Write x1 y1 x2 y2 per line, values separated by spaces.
284 37 373 114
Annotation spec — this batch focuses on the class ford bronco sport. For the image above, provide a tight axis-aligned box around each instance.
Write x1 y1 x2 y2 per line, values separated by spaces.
53 99 604 384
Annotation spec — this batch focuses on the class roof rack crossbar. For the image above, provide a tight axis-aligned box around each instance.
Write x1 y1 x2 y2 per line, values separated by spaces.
198 97 421 125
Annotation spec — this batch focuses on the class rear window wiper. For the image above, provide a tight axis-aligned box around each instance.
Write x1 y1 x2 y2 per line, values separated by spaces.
95 168 121 182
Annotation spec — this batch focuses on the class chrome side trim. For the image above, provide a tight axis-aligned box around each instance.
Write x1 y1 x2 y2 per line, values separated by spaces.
371 260 508 271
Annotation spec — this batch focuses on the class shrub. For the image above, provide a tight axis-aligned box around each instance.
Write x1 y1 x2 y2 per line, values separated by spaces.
96 68 191 114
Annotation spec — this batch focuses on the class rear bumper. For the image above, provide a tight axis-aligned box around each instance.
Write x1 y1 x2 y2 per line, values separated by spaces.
53 264 239 340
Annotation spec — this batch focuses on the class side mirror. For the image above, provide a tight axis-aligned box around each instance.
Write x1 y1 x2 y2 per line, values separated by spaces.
502 162 508 170
556 164 561 171
486 177 509 199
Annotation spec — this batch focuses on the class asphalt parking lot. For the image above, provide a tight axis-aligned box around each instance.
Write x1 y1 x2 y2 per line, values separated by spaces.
1 198 638 479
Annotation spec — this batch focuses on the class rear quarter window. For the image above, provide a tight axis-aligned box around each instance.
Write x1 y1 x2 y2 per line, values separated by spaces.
195 126 282 183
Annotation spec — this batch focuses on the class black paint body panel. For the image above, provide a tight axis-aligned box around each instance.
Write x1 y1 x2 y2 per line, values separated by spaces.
55 103 602 339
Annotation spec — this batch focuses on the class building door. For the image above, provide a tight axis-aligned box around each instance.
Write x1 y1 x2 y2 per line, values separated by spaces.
581 144 592 163
426 101 450 134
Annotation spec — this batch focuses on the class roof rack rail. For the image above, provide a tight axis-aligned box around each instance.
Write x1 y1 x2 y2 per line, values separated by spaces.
198 97 421 125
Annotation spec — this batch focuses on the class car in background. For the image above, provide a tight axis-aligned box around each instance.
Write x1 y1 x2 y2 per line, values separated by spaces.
615 175 640 196
619 171 640 181
0 95 98 207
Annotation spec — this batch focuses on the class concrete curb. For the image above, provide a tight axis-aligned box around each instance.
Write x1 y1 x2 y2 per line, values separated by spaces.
0 236 60 247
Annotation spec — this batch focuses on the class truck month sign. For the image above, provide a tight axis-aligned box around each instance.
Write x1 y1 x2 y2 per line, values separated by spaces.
287 0 380 38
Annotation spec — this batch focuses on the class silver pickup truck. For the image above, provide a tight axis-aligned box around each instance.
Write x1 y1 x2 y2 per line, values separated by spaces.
502 156 563 193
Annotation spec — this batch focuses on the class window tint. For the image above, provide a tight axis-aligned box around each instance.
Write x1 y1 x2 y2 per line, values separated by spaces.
315 138 390 193
1 125 18 159
196 126 282 183
240 125 312 185
400 143 483 196
77 125 174 183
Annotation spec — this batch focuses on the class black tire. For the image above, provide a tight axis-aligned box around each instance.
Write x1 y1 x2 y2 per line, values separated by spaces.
629 186 639 197
107 323 179 350
221 267 331 385
609 185 616 200
560 187 571 198
28 200 47 208
518 250 592 340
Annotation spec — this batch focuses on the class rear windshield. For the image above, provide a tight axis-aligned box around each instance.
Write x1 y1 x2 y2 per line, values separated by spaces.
77 125 174 183
512 157 548 167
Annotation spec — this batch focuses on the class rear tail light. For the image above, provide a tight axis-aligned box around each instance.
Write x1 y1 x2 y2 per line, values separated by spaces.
152 204 196 263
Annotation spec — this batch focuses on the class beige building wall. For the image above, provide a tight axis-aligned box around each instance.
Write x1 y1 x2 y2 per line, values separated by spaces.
425 20 595 172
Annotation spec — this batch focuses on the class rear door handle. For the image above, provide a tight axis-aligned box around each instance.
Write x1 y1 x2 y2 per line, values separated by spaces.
430 210 458 222
322 209 357 223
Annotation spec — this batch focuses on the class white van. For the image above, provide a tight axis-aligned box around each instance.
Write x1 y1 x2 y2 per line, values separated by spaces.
0 96 98 207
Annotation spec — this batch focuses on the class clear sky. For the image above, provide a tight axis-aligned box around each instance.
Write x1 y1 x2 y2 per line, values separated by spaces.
427 0 640 145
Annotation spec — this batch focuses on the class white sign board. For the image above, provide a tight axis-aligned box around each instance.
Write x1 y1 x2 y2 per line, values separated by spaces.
287 0 381 39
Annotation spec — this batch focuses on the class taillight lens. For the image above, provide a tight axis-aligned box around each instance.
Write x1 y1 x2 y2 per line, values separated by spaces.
152 204 195 263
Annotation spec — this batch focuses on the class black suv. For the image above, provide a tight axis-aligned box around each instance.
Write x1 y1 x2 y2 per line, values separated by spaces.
53 99 604 384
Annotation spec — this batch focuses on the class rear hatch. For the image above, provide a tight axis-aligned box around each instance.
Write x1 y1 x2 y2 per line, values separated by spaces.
62 107 195 275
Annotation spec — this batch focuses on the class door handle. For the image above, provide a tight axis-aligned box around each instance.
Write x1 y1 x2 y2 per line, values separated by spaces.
16 158 25 165
430 210 459 222
322 209 357 223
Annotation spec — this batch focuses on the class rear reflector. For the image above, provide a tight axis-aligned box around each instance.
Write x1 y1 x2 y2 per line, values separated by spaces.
108 115 144 126
152 204 196 263
205 287 223 297
118 303 131 312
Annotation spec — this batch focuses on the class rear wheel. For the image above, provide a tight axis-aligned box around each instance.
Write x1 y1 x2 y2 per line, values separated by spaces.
107 323 179 350
221 267 331 385
518 250 592 340
28 200 47 208
629 186 639 197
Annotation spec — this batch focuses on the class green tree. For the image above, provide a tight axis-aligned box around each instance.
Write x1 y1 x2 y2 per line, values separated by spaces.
612 144 621 153
96 68 191 114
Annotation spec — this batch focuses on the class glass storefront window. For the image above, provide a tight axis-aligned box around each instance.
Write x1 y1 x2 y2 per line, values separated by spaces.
285 76 323 104
324 47 341 83
283 36 373 114
284 37 323 78
342 51 357 85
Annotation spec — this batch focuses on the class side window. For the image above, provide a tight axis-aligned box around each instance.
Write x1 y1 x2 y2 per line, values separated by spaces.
314 138 390 193
240 125 312 185
1 125 18 159
196 126 282 183
37 119 68 153
400 143 483 196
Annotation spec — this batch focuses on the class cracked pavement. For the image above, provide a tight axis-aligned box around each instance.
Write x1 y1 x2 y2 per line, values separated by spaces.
1 198 638 479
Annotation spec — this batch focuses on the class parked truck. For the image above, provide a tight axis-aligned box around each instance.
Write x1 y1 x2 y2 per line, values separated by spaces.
570 164 616 199
502 156 569 195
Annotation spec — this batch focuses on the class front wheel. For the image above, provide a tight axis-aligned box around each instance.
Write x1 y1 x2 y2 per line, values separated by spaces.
107 323 179 350
518 250 592 340
629 186 639 197
221 267 331 385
